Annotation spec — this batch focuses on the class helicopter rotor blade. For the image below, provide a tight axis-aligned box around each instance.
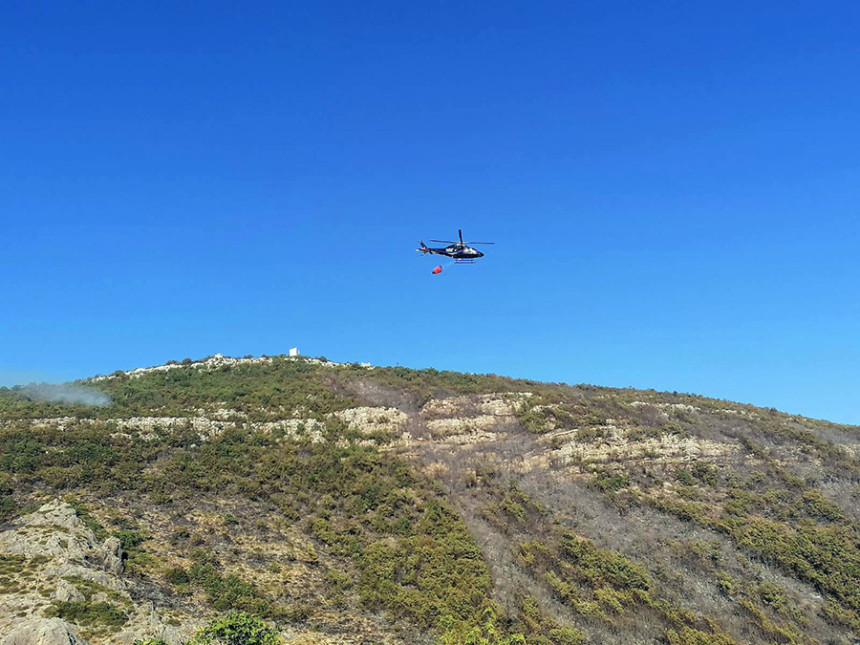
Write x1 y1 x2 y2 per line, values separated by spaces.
429 239 457 243
468 242 495 245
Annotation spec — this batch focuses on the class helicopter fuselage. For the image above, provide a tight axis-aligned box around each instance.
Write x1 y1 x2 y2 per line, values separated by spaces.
429 244 484 259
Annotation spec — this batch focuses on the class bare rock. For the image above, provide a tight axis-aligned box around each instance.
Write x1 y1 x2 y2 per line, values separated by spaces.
23 500 82 534
53 579 84 603
116 601 198 644
42 563 126 592
0 500 130 637
1 618 88 645
99 536 124 575
0 500 92 562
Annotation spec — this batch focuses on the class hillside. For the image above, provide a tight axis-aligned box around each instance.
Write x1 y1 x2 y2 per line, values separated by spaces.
1 355 859 644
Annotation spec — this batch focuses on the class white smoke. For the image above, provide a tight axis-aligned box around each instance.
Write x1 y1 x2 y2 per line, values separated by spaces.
20 383 112 407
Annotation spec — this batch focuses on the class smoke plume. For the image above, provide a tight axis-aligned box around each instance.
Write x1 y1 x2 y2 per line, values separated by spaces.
20 383 112 407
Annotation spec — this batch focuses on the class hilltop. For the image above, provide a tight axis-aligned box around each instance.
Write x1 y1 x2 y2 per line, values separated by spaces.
1 355 859 644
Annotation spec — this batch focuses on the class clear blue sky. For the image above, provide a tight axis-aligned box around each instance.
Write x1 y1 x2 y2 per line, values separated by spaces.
2 1 859 424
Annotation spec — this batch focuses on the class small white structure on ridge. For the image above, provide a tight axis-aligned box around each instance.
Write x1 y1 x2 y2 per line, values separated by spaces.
289 347 300 357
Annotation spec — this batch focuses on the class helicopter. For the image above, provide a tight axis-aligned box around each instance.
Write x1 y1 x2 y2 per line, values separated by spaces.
416 229 494 264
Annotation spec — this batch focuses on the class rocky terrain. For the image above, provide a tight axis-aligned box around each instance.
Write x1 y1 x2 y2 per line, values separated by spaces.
1 355 859 644
0 499 190 643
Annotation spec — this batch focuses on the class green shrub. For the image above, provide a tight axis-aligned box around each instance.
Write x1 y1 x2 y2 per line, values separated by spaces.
192 611 280 645
439 604 526 645
592 472 630 493
165 566 190 586
46 600 127 627
676 469 695 486
114 529 146 550
666 626 737 644
576 426 606 443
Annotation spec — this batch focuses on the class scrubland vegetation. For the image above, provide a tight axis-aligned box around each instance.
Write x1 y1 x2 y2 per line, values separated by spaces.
1 355 859 644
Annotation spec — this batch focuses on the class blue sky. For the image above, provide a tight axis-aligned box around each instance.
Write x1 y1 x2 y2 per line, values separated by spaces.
2 1 859 424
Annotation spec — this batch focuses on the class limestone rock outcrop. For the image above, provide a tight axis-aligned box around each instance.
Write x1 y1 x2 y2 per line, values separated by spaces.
0 618 87 645
0 500 197 643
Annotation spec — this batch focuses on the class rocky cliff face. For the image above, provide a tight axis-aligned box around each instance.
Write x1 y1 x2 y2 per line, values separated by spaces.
0 500 193 644
3 618 88 645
